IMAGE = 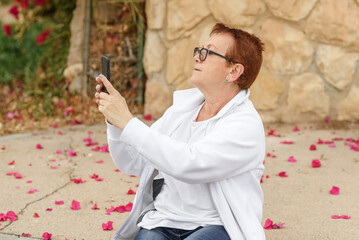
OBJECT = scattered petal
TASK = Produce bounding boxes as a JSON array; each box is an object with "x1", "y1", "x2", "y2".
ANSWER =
[
  {"x1": 330, "y1": 186, "x2": 340, "y2": 195},
  {"x1": 280, "y1": 141, "x2": 294, "y2": 144},
  {"x1": 312, "y1": 159, "x2": 321, "y2": 168},
  {"x1": 268, "y1": 130, "x2": 280, "y2": 137},
  {"x1": 329, "y1": 144, "x2": 336, "y2": 148},
  {"x1": 325, "y1": 117, "x2": 331, "y2": 122},
  {"x1": 46, "y1": 208, "x2": 52, "y2": 211},
  {"x1": 288, "y1": 156, "x2": 297, "y2": 163},
  {"x1": 92, "y1": 204, "x2": 100, "y2": 210},
  {"x1": 293, "y1": 126, "x2": 300, "y2": 132},
  {"x1": 8, "y1": 160, "x2": 15, "y2": 165},
  {"x1": 55, "y1": 201, "x2": 64, "y2": 205},
  {"x1": 42, "y1": 232, "x2": 52, "y2": 240},
  {"x1": 33, "y1": 213, "x2": 39, "y2": 218},
  {"x1": 36, "y1": 144, "x2": 44, "y2": 149},
  {"x1": 0, "y1": 213, "x2": 7, "y2": 221},
  {"x1": 26, "y1": 181, "x2": 32, "y2": 184},
  {"x1": 144, "y1": 114, "x2": 152, "y2": 121},
  {"x1": 6, "y1": 211, "x2": 17, "y2": 222},
  {"x1": 127, "y1": 188, "x2": 136, "y2": 195},
  {"x1": 71, "y1": 178, "x2": 86, "y2": 184},
  {"x1": 56, "y1": 150, "x2": 63, "y2": 154},
  {"x1": 71, "y1": 200, "x2": 81, "y2": 210},
  {"x1": 331, "y1": 215, "x2": 351, "y2": 219},
  {"x1": 101, "y1": 145, "x2": 109, "y2": 153},
  {"x1": 95, "y1": 160, "x2": 104, "y2": 164},
  {"x1": 102, "y1": 221, "x2": 113, "y2": 231},
  {"x1": 309, "y1": 144, "x2": 317, "y2": 150},
  {"x1": 50, "y1": 166, "x2": 58, "y2": 169},
  {"x1": 106, "y1": 206, "x2": 115, "y2": 215},
  {"x1": 264, "y1": 218, "x2": 284, "y2": 230},
  {"x1": 278, "y1": 172, "x2": 288, "y2": 177},
  {"x1": 125, "y1": 202, "x2": 133, "y2": 212},
  {"x1": 22, "y1": 233, "x2": 31, "y2": 237},
  {"x1": 68, "y1": 150, "x2": 77, "y2": 157},
  {"x1": 115, "y1": 169, "x2": 120, "y2": 172},
  {"x1": 28, "y1": 188, "x2": 38, "y2": 194}
]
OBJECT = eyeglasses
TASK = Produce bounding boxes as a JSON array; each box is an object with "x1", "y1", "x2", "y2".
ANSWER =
[{"x1": 193, "y1": 47, "x2": 238, "y2": 63}]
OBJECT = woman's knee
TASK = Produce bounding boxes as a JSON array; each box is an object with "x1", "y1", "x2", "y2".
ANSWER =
[{"x1": 134, "y1": 228, "x2": 169, "y2": 240}]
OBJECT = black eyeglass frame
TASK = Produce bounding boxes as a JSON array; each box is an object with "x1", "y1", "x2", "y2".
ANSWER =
[{"x1": 193, "y1": 47, "x2": 238, "y2": 63}]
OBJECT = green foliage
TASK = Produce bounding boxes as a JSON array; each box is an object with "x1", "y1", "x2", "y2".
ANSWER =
[{"x1": 0, "y1": 0, "x2": 76, "y2": 116}]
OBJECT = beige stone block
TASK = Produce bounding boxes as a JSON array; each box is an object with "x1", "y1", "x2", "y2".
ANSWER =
[
  {"x1": 249, "y1": 68, "x2": 284, "y2": 110},
  {"x1": 167, "y1": 0, "x2": 210, "y2": 40},
  {"x1": 166, "y1": 38, "x2": 193, "y2": 85},
  {"x1": 283, "y1": 72, "x2": 330, "y2": 122},
  {"x1": 338, "y1": 86, "x2": 359, "y2": 120},
  {"x1": 143, "y1": 30, "x2": 166, "y2": 75},
  {"x1": 260, "y1": 19, "x2": 314, "y2": 75},
  {"x1": 316, "y1": 44, "x2": 359, "y2": 90},
  {"x1": 146, "y1": 0, "x2": 166, "y2": 30},
  {"x1": 264, "y1": 0, "x2": 318, "y2": 21},
  {"x1": 305, "y1": 0, "x2": 359, "y2": 51},
  {"x1": 0, "y1": 5, "x2": 17, "y2": 24},
  {"x1": 209, "y1": 0, "x2": 265, "y2": 27},
  {"x1": 144, "y1": 80, "x2": 173, "y2": 119}
]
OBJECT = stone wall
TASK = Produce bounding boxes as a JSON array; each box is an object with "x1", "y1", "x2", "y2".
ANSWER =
[{"x1": 143, "y1": 0, "x2": 359, "y2": 123}]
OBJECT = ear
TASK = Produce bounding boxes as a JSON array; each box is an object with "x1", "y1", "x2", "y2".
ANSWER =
[{"x1": 227, "y1": 63, "x2": 244, "y2": 83}]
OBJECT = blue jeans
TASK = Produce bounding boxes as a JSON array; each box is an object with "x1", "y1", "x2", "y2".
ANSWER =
[{"x1": 134, "y1": 225, "x2": 230, "y2": 240}]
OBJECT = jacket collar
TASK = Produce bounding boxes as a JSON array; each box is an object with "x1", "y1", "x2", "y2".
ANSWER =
[{"x1": 172, "y1": 87, "x2": 250, "y2": 119}]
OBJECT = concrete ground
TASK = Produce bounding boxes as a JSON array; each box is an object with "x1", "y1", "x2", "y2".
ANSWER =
[{"x1": 0, "y1": 119, "x2": 358, "y2": 240}]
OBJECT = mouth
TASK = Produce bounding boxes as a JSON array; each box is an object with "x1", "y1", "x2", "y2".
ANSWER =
[{"x1": 194, "y1": 68, "x2": 201, "y2": 71}]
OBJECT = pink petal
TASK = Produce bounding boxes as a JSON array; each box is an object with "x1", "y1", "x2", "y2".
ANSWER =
[
  {"x1": 71, "y1": 200, "x2": 81, "y2": 210},
  {"x1": 127, "y1": 188, "x2": 136, "y2": 195},
  {"x1": 278, "y1": 171, "x2": 288, "y2": 177},
  {"x1": 95, "y1": 160, "x2": 104, "y2": 164},
  {"x1": 52, "y1": 124, "x2": 58, "y2": 128},
  {"x1": 26, "y1": 181, "x2": 32, "y2": 184},
  {"x1": 95, "y1": 178, "x2": 104, "y2": 181},
  {"x1": 1, "y1": 146, "x2": 5, "y2": 150},
  {"x1": 14, "y1": 172, "x2": 22, "y2": 179},
  {"x1": 101, "y1": 145, "x2": 109, "y2": 153},
  {"x1": 6, "y1": 211, "x2": 17, "y2": 222},
  {"x1": 311, "y1": 159, "x2": 321, "y2": 168},
  {"x1": 263, "y1": 218, "x2": 273, "y2": 230},
  {"x1": 91, "y1": 146, "x2": 101, "y2": 151},
  {"x1": 325, "y1": 117, "x2": 331, "y2": 122},
  {"x1": 56, "y1": 150, "x2": 63, "y2": 154},
  {"x1": 33, "y1": 213, "x2": 39, "y2": 218},
  {"x1": 288, "y1": 156, "x2": 297, "y2": 163},
  {"x1": 329, "y1": 144, "x2": 336, "y2": 148},
  {"x1": 280, "y1": 141, "x2": 294, "y2": 144},
  {"x1": 42, "y1": 232, "x2": 52, "y2": 240},
  {"x1": 102, "y1": 221, "x2": 114, "y2": 231},
  {"x1": 268, "y1": 130, "x2": 281, "y2": 137},
  {"x1": 92, "y1": 204, "x2": 100, "y2": 210},
  {"x1": 7, "y1": 112, "x2": 15, "y2": 119},
  {"x1": 68, "y1": 150, "x2": 77, "y2": 157},
  {"x1": 330, "y1": 186, "x2": 340, "y2": 195},
  {"x1": 71, "y1": 178, "x2": 86, "y2": 184},
  {"x1": 91, "y1": 174, "x2": 99, "y2": 179},
  {"x1": 22, "y1": 233, "x2": 31, "y2": 237},
  {"x1": 28, "y1": 188, "x2": 38, "y2": 194},
  {"x1": 331, "y1": 215, "x2": 340, "y2": 219},
  {"x1": 115, "y1": 205, "x2": 126, "y2": 213},
  {"x1": 8, "y1": 160, "x2": 15, "y2": 165},
  {"x1": 115, "y1": 169, "x2": 120, "y2": 172},
  {"x1": 317, "y1": 139, "x2": 324, "y2": 144},
  {"x1": 46, "y1": 208, "x2": 52, "y2": 211},
  {"x1": 57, "y1": 131, "x2": 64, "y2": 135},
  {"x1": 144, "y1": 114, "x2": 152, "y2": 121},
  {"x1": 293, "y1": 126, "x2": 300, "y2": 131},
  {"x1": 50, "y1": 166, "x2": 58, "y2": 169},
  {"x1": 0, "y1": 213, "x2": 8, "y2": 221},
  {"x1": 106, "y1": 206, "x2": 115, "y2": 215},
  {"x1": 36, "y1": 144, "x2": 44, "y2": 149},
  {"x1": 55, "y1": 201, "x2": 64, "y2": 205},
  {"x1": 125, "y1": 202, "x2": 133, "y2": 212},
  {"x1": 309, "y1": 144, "x2": 317, "y2": 150}
]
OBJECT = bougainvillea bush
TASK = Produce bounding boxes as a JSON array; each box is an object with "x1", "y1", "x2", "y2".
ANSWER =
[{"x1": 0, "y1": 0, "x2": 76, "y2": 116}]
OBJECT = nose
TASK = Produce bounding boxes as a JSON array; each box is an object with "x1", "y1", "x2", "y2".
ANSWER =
[{"x1": 193, "y1": 52, "x2": 201, "y2": 63}]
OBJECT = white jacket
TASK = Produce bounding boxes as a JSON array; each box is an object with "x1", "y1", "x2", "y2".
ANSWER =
[{"x1": 107, "y1": 88, "x2": 266, "y2": 240}]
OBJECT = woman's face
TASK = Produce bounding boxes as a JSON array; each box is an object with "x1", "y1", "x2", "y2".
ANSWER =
[{"x1": 190, "y1": 33, "x2": 234, "y2": 91}]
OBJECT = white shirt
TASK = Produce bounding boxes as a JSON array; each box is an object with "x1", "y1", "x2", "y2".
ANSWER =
[{"x1": 138, "y1": 102, "x2": 223, "y2": 230}]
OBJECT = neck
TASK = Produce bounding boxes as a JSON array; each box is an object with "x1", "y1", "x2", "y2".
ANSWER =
[{"x1": 201, "y1": 85, "x2": 241, "y2": 117}]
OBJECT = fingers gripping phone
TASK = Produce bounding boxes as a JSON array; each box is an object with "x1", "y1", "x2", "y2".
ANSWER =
[{"x1": 101, "y1": 55, "x2": 110, "y2": 93}]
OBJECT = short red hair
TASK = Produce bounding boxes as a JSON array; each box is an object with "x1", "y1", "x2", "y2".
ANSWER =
[{"x1": 210, "y1": 23, "x2": 264, "y2": 89}]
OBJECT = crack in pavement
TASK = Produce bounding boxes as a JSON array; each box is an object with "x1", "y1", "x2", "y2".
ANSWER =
[{"x1": 0, "y1": 134, "x2": 77, "y2": 234}]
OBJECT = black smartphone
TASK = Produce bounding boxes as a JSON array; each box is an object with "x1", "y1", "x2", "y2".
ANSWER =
[{"x1": 101, "y1": 55, "x2": 110, "y2": 93}]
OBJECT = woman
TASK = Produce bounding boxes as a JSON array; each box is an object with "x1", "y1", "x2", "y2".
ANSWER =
[{"x1": 95, "y1": 23, "x2": 266, "y2": 240}]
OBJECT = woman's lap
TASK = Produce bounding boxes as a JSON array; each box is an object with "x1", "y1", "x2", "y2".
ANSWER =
[{"x1": 134, "y1": 225, "x2": 230, "y2": 240}]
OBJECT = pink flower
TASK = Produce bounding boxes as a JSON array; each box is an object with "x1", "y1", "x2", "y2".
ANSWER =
[
  {"x1": 125, "y1": 202, "x2": 133, "y2": 212},
  {"x1": 331, "y1": 215, "x2": 351, "y2": 219},
  {"x1": 1, "y1": 146, "x2": 5, "y2": 150},
  {"x1": 268, "y1": 130, "x2": 280, "y2": 137},
  {"x1": 28, "y1": 188, "x2": 38, "y2": 194},
  {"x1": 9, "y1": 6, "x2": 19, "y2": 20},
  {"x1": 33, "y1": 213, "x2": 39, "y2": 218},
  {"x1": 325, "y1": 117, "x2": 331, "y2": 122},
  {"x1": 14, "y1": 172, "x2": 22, "y2": 179},
  {"x1": 6, "y1": 211, "x2": 17, "y2": 222},
  {"x1": 0, "y1": 213, "x2": 7, "y2": 221},
  {"x1": 263, "y1": 218, "x2": 284, "y2": 230},
  {"x1": 280, "y1": 141, "x2": 294, "y2": 144},
  {"x1": 8, "y1": 160, "x2": 15, "y2": 165},
  {"x1": 55, "y1": 201, "x2": 64, "y2": 205},
  {"x1": 293, "y1": 126, "x2": 300, "y2": 132},
  {"x1": 101, "y1": 145, "x2": 109, "y2": 152},
  {"x1": 144, "y1": 114, "x2": 152, "y2": 121},
  {"x1": 91, "y1": 173, "x2": 99, "y2": 179},
  {"x1": 7, "y1": 112, "x2": 15, "y2": 119},
  {"x1": 106, "y1": 206, "x2": 115, "y2": 215},
  {"x1": 91, "y1": 146, "x2": 101, "y2": 152},
  {"x1": 36, "y1": 29, "x2": 51, "y2": 45},
  {"x1": 312, "y1": 159, "x2": 321, "y2": 168},
  {"x1": 71, "y1": 200, "x2": 81, "y2": 210},
  {"x1": 42, "y1": 232, "x2": 52, "y2": 240},
  {"x1": 309, "y1": 144, "x2": 317, "y2": 150},
  {"x1": 102, "y1": 221, "x2": 113, "y2": 231},
  {"x1": 56, "y1": 150, "x2": 63, "y2": 154},
  {"x1": 36, "y1": 144, "x2": 44, "y2": 149},
  {"x1": 288, "y1": 156, "x2": 297, "y2": 163},
  {"x1": 71, "y1": 178, "x2": 86, "y2": 184},
  {"x1": 68, "y1": 150, "x2": 77, "y2": 157},
  {"x1": 278, "y1": 171, "x2": 288, "y2": 177},
  {"x1": 22, "y1": 233, "x2": 31, "y2": 237},
  {"x1": 330, "y1": 186, "x2": 340, "y2": 195},
  {"x1": 91, "y1": 204, "x2": 99, "y2": 210},
  {"x1": 2, "y1": 24, "x2": 11, "y2": 36},
  {"x1": 127, "y1": 188, "x2": 136, "y2": 195}
]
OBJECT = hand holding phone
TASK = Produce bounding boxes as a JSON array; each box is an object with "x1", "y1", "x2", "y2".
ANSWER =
[{"x1": 101, "y1": 56, "x2": 110, "y2": 93}]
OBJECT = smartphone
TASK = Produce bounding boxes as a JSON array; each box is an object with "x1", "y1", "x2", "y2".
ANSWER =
[{"x1": 101, "y1": 55, "x2": 110, "y2": 93}]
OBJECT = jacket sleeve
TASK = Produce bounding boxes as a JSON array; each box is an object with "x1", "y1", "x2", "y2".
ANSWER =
[
  {"x1": 106, "y1": 114, "x2": 166, "y2": 176},
  {"x1": 119, "y1": 111, "x2": 265, "y2": 184}
]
